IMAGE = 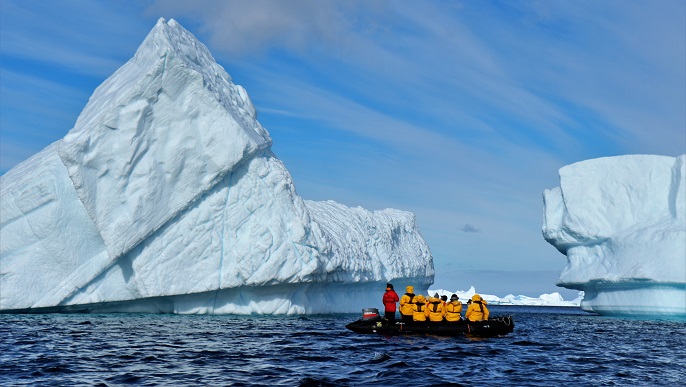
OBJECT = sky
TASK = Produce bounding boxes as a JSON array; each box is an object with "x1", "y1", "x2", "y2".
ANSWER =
[{"x1": 1, "y1": 0, "x2": 685, "y2": 299}]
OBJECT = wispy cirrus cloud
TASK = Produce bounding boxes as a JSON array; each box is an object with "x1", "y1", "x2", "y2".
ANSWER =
[
  {"x1": 1, "y1": 0, "x2": 152, "y2": 77},
  {"x1": 1, "y1": 0, "x2": 683, "y2": 295}
]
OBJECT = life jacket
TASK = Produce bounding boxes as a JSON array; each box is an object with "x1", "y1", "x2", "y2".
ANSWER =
[
  {"x1": 478, "y1": 300, "x2": 490, "y2": 320},
  {"x1": 427, "y1": 299, "x2": 444, "y2": 322},
  {"x1": 412, "y1": 302, "x2": 427, "y2": 321},
  {"x1": 399, "y1": 293, "x2": 415, "y2": 316},
  {"x1": 466, "y1": 300, "x2": 489, "y2": 322},
  {"x1": 445, "y1": 302, "x2": 462, "y2": 322}
]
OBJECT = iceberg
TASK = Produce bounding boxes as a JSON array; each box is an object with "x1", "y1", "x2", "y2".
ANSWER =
[
  {"x1": 0, "y1": 18, "x2": 434, "y2": 314},
  {"x1": 542, "y1": 155, "x2": 686, "y2": 317},
  {"x1": 429, "y1": 287, "x2": 583, "y2": 307}
]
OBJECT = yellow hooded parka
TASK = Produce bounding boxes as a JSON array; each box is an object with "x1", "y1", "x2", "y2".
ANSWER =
[
  {"x1": 445, "y1": 298, "x2": 463, "y2": 322},
  {"x1": 412, "y1": 295, "x2": 427, "y2": 321},
  {"x1": 426, "y1": 295, "x2": 445, "y2": 322},
  {"x1": 399, "y1": 286, "x2": 416, "y2": 317},
  {"x1": 465, "y1": 294, "x2": 490, "y2": 322}
]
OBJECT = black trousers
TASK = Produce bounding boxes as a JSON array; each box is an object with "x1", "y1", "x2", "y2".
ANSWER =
[{"x1": 384, "y1": 310, "x2": 396, "y2": 322}]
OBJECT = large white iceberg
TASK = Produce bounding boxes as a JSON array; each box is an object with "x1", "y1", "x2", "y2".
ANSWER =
[
  {"x1": 0, "y1": 18, "x2": 434, "y2": 314},
  {"x1": 543, "y1": 155, "x2": 686, "y2": 317}
]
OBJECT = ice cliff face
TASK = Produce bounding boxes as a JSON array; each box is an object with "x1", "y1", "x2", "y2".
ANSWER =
[
  {"x1": 543, "y1": 155, "x2": 686, "y2": 317},
  {"x1": 0, "y1": 18, "x2": 434, "y2": 314}
]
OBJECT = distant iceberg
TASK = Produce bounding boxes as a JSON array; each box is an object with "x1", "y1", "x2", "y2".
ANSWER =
[
  {"x1": 0, "y1": 18, "x2": 434, "y2": 314},
  {"x1": 429, "y1": 287, "x2": 583, "y2": 307},
  {"x1": 542, "y1": 155, "x2": 686, "y2": 317}
]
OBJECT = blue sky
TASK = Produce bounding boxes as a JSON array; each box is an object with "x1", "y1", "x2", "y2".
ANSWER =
[{"x1": 1, "y1": 1, "x2": 685, "y2": 299}]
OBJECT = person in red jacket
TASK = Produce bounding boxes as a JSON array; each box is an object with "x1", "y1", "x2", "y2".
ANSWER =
[{"x1": 382, "y1": 283, "x2": 400, "y2": 323}]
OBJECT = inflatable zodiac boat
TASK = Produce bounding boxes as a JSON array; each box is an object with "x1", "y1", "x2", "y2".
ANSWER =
[{"x1": 345, "y1": 308, "x2": 514, "y2": 337}]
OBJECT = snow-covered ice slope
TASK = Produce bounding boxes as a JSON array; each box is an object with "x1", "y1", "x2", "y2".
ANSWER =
[
  {"x1": 0, "y1": 19, "x2": 434, "y2": 314},
  {"x1": 543, "y1": 155, "x2": 686, "y2": 317}
]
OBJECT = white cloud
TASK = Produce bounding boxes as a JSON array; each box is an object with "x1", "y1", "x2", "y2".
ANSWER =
[
  {"x1": 0, "y1": 0, "x2": 152, "y2": 77},
  {"x1": 147, "y1": 0, "x2": 379, "y2": 56}
]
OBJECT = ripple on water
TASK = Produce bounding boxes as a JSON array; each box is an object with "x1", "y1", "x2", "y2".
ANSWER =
[{"x1": 1, "y1": 308, "x2": 685, "y2": 386}]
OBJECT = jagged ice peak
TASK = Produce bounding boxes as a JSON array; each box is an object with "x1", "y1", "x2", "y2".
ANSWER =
[{"x1": 0, "y1": 18, "x2": 434, "y2": 314}]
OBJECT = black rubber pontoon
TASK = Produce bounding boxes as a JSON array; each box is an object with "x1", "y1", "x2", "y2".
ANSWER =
[{"x1": 345, "y1": 308, "x2": 514, "y2": 337}]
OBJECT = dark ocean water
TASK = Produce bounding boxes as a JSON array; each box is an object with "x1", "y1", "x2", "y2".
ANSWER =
[{"x1": 1, "y1": 306, "x2": 684, "y2": 386}]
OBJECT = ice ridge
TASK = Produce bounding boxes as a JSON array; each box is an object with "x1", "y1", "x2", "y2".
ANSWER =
[{"x1": 0, "y1": 19, "x2": 434, "y2": 314}]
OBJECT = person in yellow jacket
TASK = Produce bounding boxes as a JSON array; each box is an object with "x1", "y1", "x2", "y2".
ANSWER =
[
  {"x1": 399, "y1": 286, "x2": 416, "y2": 322},
  {"x1": 465, "y1": 294, "x2": 490, "y2": 322},
  {"x1": 445, "y1": 294, "x2": 463, "y2": 322},
  {"x1": 412, "y1": 295, "x2": 427, "y2": 321},
  {"x1": 426, "y1": 293, "x2": 445, "y2": 322}
]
